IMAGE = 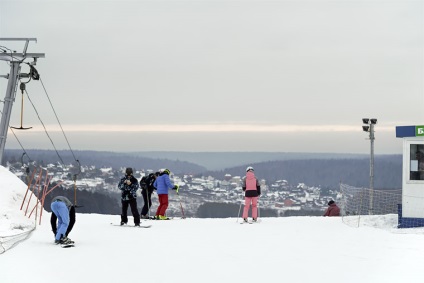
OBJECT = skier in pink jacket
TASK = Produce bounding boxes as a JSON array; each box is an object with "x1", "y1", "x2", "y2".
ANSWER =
[{"x1": 242, "y1": 166, "x2": 261, "y2": 223}]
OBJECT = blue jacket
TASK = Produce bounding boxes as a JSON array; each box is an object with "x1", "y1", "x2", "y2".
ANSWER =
[{"x1": 154, "y1": 174, "x2": 174, "y2": 195}]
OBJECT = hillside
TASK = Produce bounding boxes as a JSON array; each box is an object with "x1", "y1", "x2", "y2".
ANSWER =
[
  {"x1": 1, "y1": 165, "x2": 424, "y2": 283},
  {"x1": 3, "y1": 149, "x2": 207, "y2": 174},
  {"x1": 205, "y1": 155, "x2": 402, "y2": 189},
  {"x1": 4, "y1": 149, "x2": 402, "y2": 189},
  {"x1": 131, "y1": 151, "x2": 372, "y2": 170}
]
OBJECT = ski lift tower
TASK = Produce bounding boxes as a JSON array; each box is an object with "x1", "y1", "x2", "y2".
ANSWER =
[{"x1": 0, "y1": 38, "x2": 45, "y2": 164}]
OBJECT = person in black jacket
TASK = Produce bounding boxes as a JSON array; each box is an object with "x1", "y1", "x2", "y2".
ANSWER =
[
  {"x1": 118, "y1": 167, "x2": 140, "y2": 226},
  {"x1": 140, "y1": 172, "x2": 159, "y2": 219}
]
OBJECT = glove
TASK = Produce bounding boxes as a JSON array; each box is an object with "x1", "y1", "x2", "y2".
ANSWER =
[
  {"x1": 173, "y1": 184, "x2": 179, "y2": 193},
  {"x1": 53, "y1": 229, "x2": 57, "y2": 235}
]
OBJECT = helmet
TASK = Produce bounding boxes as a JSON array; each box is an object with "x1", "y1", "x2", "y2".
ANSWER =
[
  {"x1": 246, "y1": 166, "x2": 254, "y2": 172},
  {"x1": 163, "y1": 169, "x2": 171, "y2": 175},
  {"x1": 125, "y1": 167, "x2": 133, "y2": 175},
  {"x1": 328, "y1": 200, "x2": 335, "y2": 206}
]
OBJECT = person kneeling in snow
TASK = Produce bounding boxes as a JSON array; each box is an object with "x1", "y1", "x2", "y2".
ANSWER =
[
  {"x1": 323, "y1": 200, "x2": 340, "y2": 217},
  {"x1": 50, "y1": 196, "x2": 75, "y2": 244}
]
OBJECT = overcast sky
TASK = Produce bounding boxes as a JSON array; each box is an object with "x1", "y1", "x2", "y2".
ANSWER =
[{"x1": 0, "y1": 0, "x2": 423, "y2": 153}]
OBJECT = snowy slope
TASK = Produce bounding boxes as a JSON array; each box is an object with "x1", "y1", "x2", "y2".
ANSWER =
[{"x1": 1, "y1": 165, "x2": 424, "y2": 283}]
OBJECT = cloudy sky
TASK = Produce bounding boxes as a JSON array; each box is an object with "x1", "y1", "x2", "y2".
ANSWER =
[{"x1": 0, "y1": 0, "x2": 422, "y2": 153}]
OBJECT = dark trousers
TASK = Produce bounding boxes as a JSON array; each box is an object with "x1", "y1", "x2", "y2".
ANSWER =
[
  {"x1": 121, "y1": 198, "x2": 140, "y2": 225},
  {"x1": 141, "y1": 189, "x2": 153, "y2": 216}
]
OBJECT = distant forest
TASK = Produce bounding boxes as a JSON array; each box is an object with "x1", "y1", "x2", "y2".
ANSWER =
[
  {"x1": 3, "y1": 149, "x2": 207, "y2": 174},
  {"x1": 4, "y1": 149, "x2": 402, "y2": 189},
  {"x1": 203, "y1": 155, "x2": 402, "y2": 189}
]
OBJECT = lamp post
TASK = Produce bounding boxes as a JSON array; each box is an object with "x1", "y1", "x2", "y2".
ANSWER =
[{"x1": 362, "y1": 118, "x2": 377, "y2": 215}]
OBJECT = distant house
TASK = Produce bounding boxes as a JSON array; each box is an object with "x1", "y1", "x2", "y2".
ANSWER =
[{"x1": 284, "y1": 199, "x2": 294, "y2": 207}]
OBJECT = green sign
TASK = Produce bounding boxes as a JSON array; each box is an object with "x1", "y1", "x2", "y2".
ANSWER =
[{"x1": 416, "y1": 125, "x2": 424, "y2": 136}]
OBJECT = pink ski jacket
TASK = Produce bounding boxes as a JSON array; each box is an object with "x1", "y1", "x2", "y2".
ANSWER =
[{"x1": 242, "y1": 171, "x2": 261, "y2": 197}]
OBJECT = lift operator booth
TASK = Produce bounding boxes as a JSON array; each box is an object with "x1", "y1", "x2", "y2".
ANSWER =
[{"x1": 396, "y1": 125, "x2": 424, "y2": 228}]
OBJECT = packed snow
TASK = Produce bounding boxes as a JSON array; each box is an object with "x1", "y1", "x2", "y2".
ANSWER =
[{"x1": 1, "y1": 165, "x2": 424, "y2": 283}]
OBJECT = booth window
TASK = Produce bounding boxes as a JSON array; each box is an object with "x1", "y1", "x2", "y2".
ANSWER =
[{"x1": 410, "y1": 144, "x2": 424, "y2": 181}]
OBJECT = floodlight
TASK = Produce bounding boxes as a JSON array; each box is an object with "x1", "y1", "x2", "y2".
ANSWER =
[{"x1": 361, "y1": 117, "x2": 377, "y2": 215}]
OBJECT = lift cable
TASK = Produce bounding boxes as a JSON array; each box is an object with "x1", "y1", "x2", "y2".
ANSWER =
[
  {"x1": 38, "y1": 78, "x2": 82, "y2": 206},
  {"x1": 39, "y1": 78, "x2": 78, "y2": 162},
  {"x1": 0, "y1": 108, "x2": 33, "y2": 163},
  {"x1": 9, "y1": 128, "x2": 33, "y2": 163},
  {"x1": 0, "y1": 45, "x2": 25, "y2": 63},
  {"x1": 23, "y1": 87, "x2": 65, "y2": 165}
]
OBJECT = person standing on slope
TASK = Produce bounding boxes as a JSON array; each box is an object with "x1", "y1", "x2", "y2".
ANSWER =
[
  {"x1": 242, "y1": 166, "x2": 261, "y2": 223},
  {"x1": 140, "y1": 171, "x2": 159, "y2": 219},
  {"x1": 118, "y1": 167, "x2": 141, "y2": 226},
  {"x1": 323, "y1": 200, "x2": 340, "y2": 217},
  {"x1": 50, "y1": 196, "x2": 75, "y2": 245},
  {"x1": 153, "y1": 169, "x2": 179, "y2": 220}
]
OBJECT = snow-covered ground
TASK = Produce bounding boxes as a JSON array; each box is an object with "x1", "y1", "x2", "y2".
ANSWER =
[{"x1": 1, "y1": 165, "x2": 424, "y2": 283}]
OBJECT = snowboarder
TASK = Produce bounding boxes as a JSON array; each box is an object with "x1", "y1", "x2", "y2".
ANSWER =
[
  {"x1": 51, "y1": 197, "x2": 76, "y2": 240},
  {"x1": 118, "y1": 167, "x2": 141, "y2": 226},
  {"x1": 140, "y1": 171, "x2": 159, "y2": 219},
  {"x1": 153, "y1": 169, "x2": 179, "y2": 220},
  {"x1": 323, "y1": 200, "x2": 340, "y2": 216},
  {"x1": 241, "y1": 166, "x2": 261, "y2": 223},
  {"x1": 50, "y1": 196, "x2": 75, "y2": 245}
]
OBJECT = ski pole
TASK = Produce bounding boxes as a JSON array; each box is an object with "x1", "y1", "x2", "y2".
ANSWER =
[
  {"x1": 257, "y1": 197, "x2": 260, "y2": 219},
  {"x1": 146, "y1": 189, "x2": 150, "y2": 218},
  {"x1": 177, "y1": 192, "x2": 186, "y2": 219},
  {"x1": 236, "y1": 191, "x2": 244, "y2": 223}
]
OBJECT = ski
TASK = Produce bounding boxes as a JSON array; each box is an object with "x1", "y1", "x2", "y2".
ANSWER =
[
  {"x1": 239, "y1": 219, "x2": 260, "y2": 224},
  {"x1": 61, "y1": 243, "x2": 75, "y2": 248},
  {"x1": 140, "y1": 216, "x2": 157, "y2": 220},
  {"x1": 111, "y1": 223, "x2": 152, "y2": 228},
  {"x1": 136, "y1": 216, "x2": 185, "y2": 221}
]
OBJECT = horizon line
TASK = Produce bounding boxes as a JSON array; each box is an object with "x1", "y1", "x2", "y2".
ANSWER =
[{"x1": 8, "y1": 123, "x2": 396, "y2": 133}]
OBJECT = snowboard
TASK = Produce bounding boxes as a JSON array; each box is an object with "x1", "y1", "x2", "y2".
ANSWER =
[
  {"x1": 61, "y1": 243, "x2": 75, "y2": 248},
  {"x1": 111, "y1": 223, "x2": 152, "y2": 228}
]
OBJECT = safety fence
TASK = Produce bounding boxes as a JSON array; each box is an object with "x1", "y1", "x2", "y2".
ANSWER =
[
  {"x1": 339, "y1": 183, "x2": 402, "y2": 228},
  {"x1": 0, "y1": 167, "x2": 63, "y2": 254}
]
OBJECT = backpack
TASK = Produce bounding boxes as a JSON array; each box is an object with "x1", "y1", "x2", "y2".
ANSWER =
[
  {"x1": 140, "y1": 176, "x2": 149, "y2": 190},
  {"x1": 140, "y1": 173, "x2": 155, "y2": 192}
]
